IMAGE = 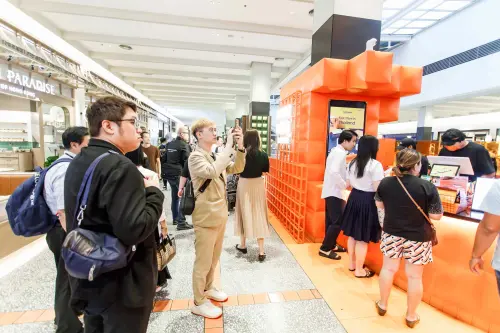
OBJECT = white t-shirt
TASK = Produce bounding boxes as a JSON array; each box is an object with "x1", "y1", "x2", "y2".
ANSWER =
[
  {"x1": 347, "y1": 159, "x2": 385, "y2": 192},
  {"x1": 321, "y1": 145, "x2": 348, "y2": 200},
  {"x1": 479, "y1": 180, "x2": 500, "y2": 271}
]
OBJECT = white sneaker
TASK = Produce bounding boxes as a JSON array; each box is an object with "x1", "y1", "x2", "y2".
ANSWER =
[
  {"x1": 205, "y1": 288, "x2": 228, "y2": 302},
  {"x1": 191, "y1": 301, "x2": 222, "y2": 319}
]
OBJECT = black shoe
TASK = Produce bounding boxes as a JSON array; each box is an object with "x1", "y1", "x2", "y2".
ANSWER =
[
  {"x1": 258, "y1": 254, "x2": 266, "y2": 262},
  {"x1": 236, "y1": 245, "x2": 247, "y2": 254},
  {"x1": 318, "y1": 250, "x2": 341, "y2": 260},
  {"x1": 177, "y1": 223, "x2": 193, "y2": 230},
  {"x1": 173, "y1": 220, "x2": 178, "y2": 225}
]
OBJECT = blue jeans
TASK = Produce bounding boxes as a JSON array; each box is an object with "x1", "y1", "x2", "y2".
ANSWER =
[{"x1": 167, "y1": 177, "x2": 186, "y2": 224}]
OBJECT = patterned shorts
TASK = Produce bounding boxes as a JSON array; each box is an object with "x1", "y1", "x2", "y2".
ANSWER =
[{"x1": 380, "y1": 232, "x2": 433, "y2": 265}]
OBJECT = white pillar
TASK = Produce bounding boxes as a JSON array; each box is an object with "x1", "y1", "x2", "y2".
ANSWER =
[
  {"x1": 417, "y1": 106, "x2": 434, "y2": 140},
  {"x1": 250, "y1": 62, "x2": 272, "y2": 103},
  {"x1": 74, "y1": 88, "x2": 86, "y2": 126}
]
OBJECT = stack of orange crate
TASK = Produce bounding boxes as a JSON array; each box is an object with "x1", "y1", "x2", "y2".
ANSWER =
[{"x1": 266, "y1": 92, "x2": 308, "y2": 243}]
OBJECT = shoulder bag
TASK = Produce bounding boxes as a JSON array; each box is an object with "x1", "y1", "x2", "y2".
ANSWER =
[
  {"x1": 396, "y1": 176, "x2": 439, "y2": 246},
  {"x1": 179, "y1": 178, "x2": 212, "y2": 216},
  {"x1": 61, "y1": 151, "x2": 137, "y2": 281}
]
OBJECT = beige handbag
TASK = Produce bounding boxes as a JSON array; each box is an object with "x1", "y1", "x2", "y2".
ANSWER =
[{"x1": 156, "y1": 234, "x2": 176, "y2": 270}]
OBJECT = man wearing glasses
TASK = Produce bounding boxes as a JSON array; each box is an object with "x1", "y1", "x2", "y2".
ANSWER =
[
  {"x1": 64, "y1": 96, "x2": 164, "y2": 333},
  {"x1": 161, "y1": 126, "x2": 193, "y2": 230}
]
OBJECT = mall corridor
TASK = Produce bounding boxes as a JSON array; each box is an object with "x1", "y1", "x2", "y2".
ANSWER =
[{"x1": 0, "y1": 190, "x2": 482, "y2": 333}]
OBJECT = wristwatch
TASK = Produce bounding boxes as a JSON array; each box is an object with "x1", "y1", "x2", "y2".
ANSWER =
[{"x1": 238, "y1": 148, "x2": 245, "y2": 153}]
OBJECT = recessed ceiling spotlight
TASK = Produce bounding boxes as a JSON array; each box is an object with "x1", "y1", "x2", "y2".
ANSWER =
[
  {"x1": 290, "y1": 11, "x2": 295, "y2": 15},
  {"x1": 119, "y1": 44, "x2": 133, "y2": 50},
  {"x1": 309, "y1": 9, "x2": 314, "y2": 16}
]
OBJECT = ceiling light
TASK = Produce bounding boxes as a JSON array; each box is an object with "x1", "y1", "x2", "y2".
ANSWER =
[
  {"x1": 418, "y1": 0, "x2": 444, "y2": 10},
  {"x1": 228, "y1": 34, "x2": 234, "y2": 38},
  {"x1": 436, "y1": 1, "x2": 470, "y2": 11},
  {"x1": 403, "y1": 10, "x2": 426, "y2": 20},
  {"x1": 290, "y1": 11, "x2": 295, "y2": 15},
  {"x1": 420, "y1": 11, "x2": 452, "y2": 20},
  {"x1": 390, "y1": 20, "x2": 410, "y2": 28},
  {"x1": 382, "y1": 28, "x2": 397, "y2": 34},
  {"x1": 405, "y1": 20, "x2": 435, "y2": 28},
  {"x1": 394, "y1": 28, "x2": 422, "y2": 35},
  {"x1": 119, "y1": 44, "x2": 133, "y2": 50},
  {"x1": 384, "y1": 0, "x2": 414, "y2": 9}
]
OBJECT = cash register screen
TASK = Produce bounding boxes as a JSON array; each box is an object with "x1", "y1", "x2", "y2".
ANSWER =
[
  {"x1": 429, "y1": 164, "x2": 460, "y2": 177},
  {"x1": 472, "y1": 178, "x2": 497, "y2": 212}
]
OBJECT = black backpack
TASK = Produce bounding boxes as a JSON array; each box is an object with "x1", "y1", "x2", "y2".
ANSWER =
[{"x1": 179, "y1": 178, "x2": 211, "y2": 216}]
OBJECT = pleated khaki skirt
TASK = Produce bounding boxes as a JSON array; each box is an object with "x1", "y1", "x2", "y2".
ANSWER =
[{"x1": 234, "y1": 177, "x2": 270, "y2": 238}]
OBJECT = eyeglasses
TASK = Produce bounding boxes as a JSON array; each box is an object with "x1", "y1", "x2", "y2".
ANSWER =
[{"x1": 114, "y1": 118, "x2": 139, "y2": 128}]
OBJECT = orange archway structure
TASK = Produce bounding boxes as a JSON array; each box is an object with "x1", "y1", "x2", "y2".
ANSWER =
[
  {"x1": 267, "y1": 50, "x2": 500, "y2": 332},
  {"x1": 267, "y1": 50, "x2": 423, "y2": 244}
]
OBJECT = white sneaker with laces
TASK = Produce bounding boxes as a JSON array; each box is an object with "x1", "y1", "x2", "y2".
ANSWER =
[
  {"x1": 191, "y1": 301, "x2": 222, "y2": 319},
  {"x1": 205, "y1": 289, "x2": 228, "y2": 302}
]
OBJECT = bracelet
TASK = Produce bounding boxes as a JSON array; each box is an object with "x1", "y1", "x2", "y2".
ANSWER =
[{"x1": 238, "y1": 148, "x2": 245, "y2": 153}]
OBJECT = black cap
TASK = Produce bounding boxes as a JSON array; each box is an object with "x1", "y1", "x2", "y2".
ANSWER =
[{"x1": 397, "y1": 138, "x2": 417, "y2": 151}]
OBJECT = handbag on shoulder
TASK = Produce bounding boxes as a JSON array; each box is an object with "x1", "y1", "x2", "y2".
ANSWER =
[{"x1": 396, "y1": 176, "x2": 439, "y2": 246}]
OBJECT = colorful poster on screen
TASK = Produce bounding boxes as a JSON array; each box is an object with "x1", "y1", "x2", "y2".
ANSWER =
[{"x1": 328, "y1": 106, "x2": 365, "y2": 153}]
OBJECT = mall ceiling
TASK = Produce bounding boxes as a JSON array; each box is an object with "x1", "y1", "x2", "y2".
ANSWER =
[
  {"x1": 12, "y1": 0, "x2": 479, "y2": 125},
  {"x1": 399, "y1": 94, "x2": 500, "y2": 122}
]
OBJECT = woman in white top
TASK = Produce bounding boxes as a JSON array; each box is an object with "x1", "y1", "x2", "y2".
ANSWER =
[
  {"x1": 125, "y1": 147, "x2": 170, "y2": 292},
  {"x1": 341, "y1": 135, "x2": 385, "y2": 278}
]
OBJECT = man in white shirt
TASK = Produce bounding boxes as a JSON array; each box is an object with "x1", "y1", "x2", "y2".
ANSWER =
[
  {"x1": 44, "y1": 126, "x2": 89, "y2": 333},
  {"x1": 320, "y1": 130, "x2": 358, "y2": 260},
  {"x1": 470, "y1": 180, "x2": 500, "y2": 294}
]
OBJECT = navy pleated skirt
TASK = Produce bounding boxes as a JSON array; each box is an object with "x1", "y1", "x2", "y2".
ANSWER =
[{"x1": 341, "y1": 188, "x2": 381, "y2": 243}]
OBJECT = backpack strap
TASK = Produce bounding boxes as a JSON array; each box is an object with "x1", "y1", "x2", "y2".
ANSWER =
[{"x1": 74, "y1": 150, "x2": 118, "y2": 226}]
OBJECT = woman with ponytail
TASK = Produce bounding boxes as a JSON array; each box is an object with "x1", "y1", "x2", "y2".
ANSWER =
[
  {"x1": 341, "y1": 135, "x2": 385, "y2": 278},
  {"x1": 374, "y1": 149, "x2": 443, "y2": 328}
]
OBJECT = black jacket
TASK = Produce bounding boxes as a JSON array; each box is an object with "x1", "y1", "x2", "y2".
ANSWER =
[
  {"x1": 161, "y1": 137, "x2": 190, "y2": 178},
  {"x1": 64, "y1": 139, "x2": 164, "y2": 310}
]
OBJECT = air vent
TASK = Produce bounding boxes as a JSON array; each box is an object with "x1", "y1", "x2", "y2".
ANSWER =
[{"x1": 423, "y1": 39, "x2": 500, "y2": 76}]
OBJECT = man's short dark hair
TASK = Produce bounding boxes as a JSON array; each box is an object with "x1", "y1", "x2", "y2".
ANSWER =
[
  {"x1": 86, "y1": 96, "x2": 137, "y2": 137},
  {"x1": 62, "y1": 126, "x2": 89, "y2": 149},
  {"x1": 441, "y1": 128, "x2": 466, "y2": 146},
  {"x1": 160, "y1": 137, "x2": 166, "y2": 143},
  {"x1": 338, "y1": 130, "x2": 358, "y2": 144}
]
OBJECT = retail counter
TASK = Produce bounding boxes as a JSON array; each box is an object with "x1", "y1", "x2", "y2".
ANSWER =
[
  {"x1": 0, "y1": 171, "x2": 33, "y2": 196},
  {"x1": 336, "y1": 211, "x2": 500, "y2": 332}
]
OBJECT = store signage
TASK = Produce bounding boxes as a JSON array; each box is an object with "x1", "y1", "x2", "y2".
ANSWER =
[
  {"x1": 0, "y1": 68, "x2": 56, "y2": 95},
  {"x1": 0, "y1": 82, "x2": 36, "y2": 99},
  {"x1": 276, "y1": 105, "x2": 293, "y2": 144}
]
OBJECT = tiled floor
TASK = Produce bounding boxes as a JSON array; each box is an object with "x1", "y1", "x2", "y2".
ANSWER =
[{"x1": 0, "y1": 188, "x2": 484, "y2": 332}]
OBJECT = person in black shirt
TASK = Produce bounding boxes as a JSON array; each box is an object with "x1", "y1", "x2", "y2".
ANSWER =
[
  {"x1": 234, "y1": 129, "x2": 271, "y2": 262},
  {"x1": 438, "y1": 129, "x2": 495, "y2": 181},
  {"x1": 64, "y1": 97, "x2": 164, "y2": 333},
  {"x1": 397, "y1": 138, "x2": 429, "y2": 177},
  {"x1": 161, "y1": 126, "x2": 193, "y2": 230},
  {"x1": 375, "y1": 149, "x2": 443, "y2": 328}
]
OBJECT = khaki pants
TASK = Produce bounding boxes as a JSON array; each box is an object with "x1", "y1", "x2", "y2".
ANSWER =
[{"x1": 192, "y1": 222, "x2": 227, "y2": 305}]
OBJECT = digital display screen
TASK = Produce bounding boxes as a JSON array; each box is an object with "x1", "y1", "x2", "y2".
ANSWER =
[
  {"x1": 328, "y1": 101, "x2": 366, "y2": 153},
  {"x1": 429, "y1": 164, "x2": 460, "y2": 177}
]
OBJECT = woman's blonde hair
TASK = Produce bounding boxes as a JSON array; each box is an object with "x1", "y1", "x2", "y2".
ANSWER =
[
  {"x1": 393, "y1": 149, "x2": 422, "y2": 177},
  {"x1": 191, "y1": 118, "x2": 215, "y2": 140}
]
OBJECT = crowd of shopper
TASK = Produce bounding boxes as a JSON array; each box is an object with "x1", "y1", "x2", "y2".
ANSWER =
[{"x1": 33, "y1": 95, "x2": 500, "y2": 333}]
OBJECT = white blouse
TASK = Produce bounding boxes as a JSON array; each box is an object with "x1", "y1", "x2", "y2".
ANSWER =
[{"x1": 347, "y1": 159, "x2": 385, "y2": 192}]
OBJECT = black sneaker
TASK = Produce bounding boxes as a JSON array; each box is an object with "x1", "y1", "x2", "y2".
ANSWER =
[
  {"x1": 173, "y1": 220, "x2": 178, "y2": 225},
  {"x1": 177, "y1": 223, "x2": 193, "y2": 231}
]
